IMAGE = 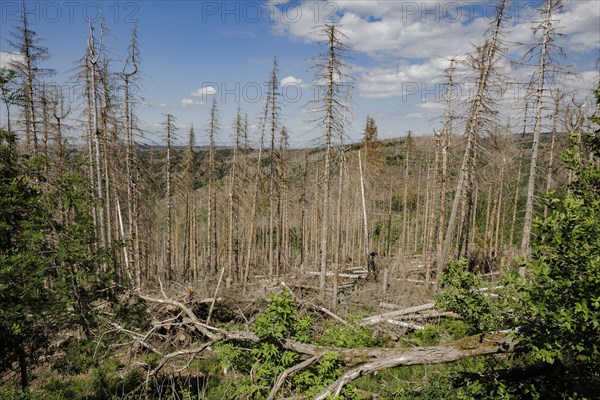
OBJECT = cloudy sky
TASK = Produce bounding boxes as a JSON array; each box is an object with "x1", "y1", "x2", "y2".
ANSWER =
[{"x1": 0, "y1": 0, "x2": 598, "y2": 146}]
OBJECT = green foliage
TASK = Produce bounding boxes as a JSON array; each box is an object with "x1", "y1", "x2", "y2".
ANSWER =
[
  {"x1": 436, "y1": 260, "x2": 500, "y2": 334},
  {"x1": 213, "y1": 291, "x2": 347, "y2": 399},
  {"x1": 317, "y1": 320, "x2": 379, "y2": 348},
  {"x1": 518, "y1": 111, "x2": 600, "y2": 395},
  {"x1": 410, "y1": 324, "x2": 441, "y2": 346},
  {"x1": 54, "y1": 339, "x2": 97, "y2": 374},
  {"x1": 253, "y1": 290, "x2": 302, "y2": 340},
  {"x1": 436, "y1": 260, "x2": 526, "y2": 336},
  {"x1": 0, "y1": 129, "x2": 110, "y2": 390}
]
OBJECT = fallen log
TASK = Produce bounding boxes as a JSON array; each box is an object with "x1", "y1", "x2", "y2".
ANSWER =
[
  {"x1": 314, "y1": 332, "x2": 523, "y2": 399},
  {"x1": 304, "y1": 271, "x2": 366, "y2": 279},
  {"x1": 384, "y1": 319, "x2": 425, "y2": 330},
  {"x1": 360, "y1": 303, "x2": 435, "y2": 326},
  {"x1": 395, "y1": 311, "x2": 461, "y2": 320}
]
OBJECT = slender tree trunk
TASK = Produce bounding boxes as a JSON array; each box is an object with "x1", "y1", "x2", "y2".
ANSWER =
[
  {"x1": 544, "y1": 91, "x2": 562, "y2": 218},
  {"x1": 242, "y1": 116, "x2": 266, "y2": 293},
  {"x1": 401, "y1": 135, "x2": 411, "y2": 254},
  {"x1": 437, "y1": 0, "x2": 507, "y2": 279},
  {"x1": 358, "y1": 151, "x2": 369, "y2": 272},
  {"x1": 228, "y1": 109, "x2": 241, "y2": 282},
  {"x1": 522, "y1": 0, "x2": 554, "y2": 259},
  {"x1": 509, "y1": 157, "x2": 522, "y2": 249},
  {"x1": 88, "y1": 24, "x2": 107, "y2": 250},
  {"x1": 165, "y1": 114, "x2": 174, "y2": 284}
]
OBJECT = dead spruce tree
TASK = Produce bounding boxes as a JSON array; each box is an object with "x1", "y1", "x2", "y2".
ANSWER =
[
  {"x1": 122, "y1": 26, "x2": 141, "y2": 287},
  {"x1": 242, "y1": 100, "x2": 267, "y2": 292},
  {"x1": 228, "y1": 106, "x2": 243, "y2": 282},
  {"x1": 309, "y1": 24, "x2": 352, "y2": 300},
  {"x1": 267, "y1": 58, "x2": 281, "y2": 280},
  {"x1": 86, "y1": 20, "x2": 107, "y2": 250},
  {"x1": 163, "y1": 114, "x2": 176, "y2": 284},
  {"x1": 431, "y1": 59, "x2": 456, "y2": 286},
  {"x1": 206, "y1": 97, "x2": 220, "y2": 275},
  {"x1": 521, "y1": 0, "x2": 564, "y2": 258},
  {"x1": 277, "y1": 125, "x2": 290, "y2": 275},
  {"x1": 437, "y1": 0, "x2": 508, "y2": 279},
  {"x1": 182, "y1": 124, "x2": 197, "y2": 283}
]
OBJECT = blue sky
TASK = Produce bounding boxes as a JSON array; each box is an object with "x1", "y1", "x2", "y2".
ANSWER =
[{"x1": 1, "y1": 0, "x2": 599, "y2": 147}]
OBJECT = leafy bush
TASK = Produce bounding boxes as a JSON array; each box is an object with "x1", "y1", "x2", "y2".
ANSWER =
[{"x1": 518, "y1": 125, "x2": 600, "y2": 396}]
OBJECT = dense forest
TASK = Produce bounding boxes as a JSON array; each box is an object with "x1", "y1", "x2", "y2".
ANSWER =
[{"x1": 1, "y1": 0, "x2": 599, "y2": 399}]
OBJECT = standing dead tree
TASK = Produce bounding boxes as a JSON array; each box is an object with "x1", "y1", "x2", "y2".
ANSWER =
[
  {"x1": 163, "y1": 114, "x2": 176, "y2": 284},
  {"x1": 122, "y1": 26, "x2": 141, "y2": 287},
  {"x1": 432, "y1": 59, "x2": 456, "y2": 287},
  {"x1": 521, "y1": 0, "x2": 564, "y2": 259},
  {"x1": 242, "y1": 102, "x2": 267, "y2": 292},
  {"x1": 309, "y1": 24, "x2": 353, "y2": 301},
  {"x1": 437, "y1": 0, "x2": 509, "y2": 279},
  {"x1": 227, "y1": 106, "x2": 243, "y2": 282},
  {"x1": 86, "y1": 20, "x2": 107, "y2": 250},
  {"x1": 206, "y1": 98, "x2": 220, "y2": 275},
  {"x1": 267, "y1": 58, "x2": 280, "y2": 280}
]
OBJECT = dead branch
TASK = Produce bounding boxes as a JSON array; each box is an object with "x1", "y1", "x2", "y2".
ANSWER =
[
  {"x1": 147, "y1": 340, "x2": 215, "y2": 381},
  {"x1": 138, "y1": 292, "x2": 259, "y2": 343},
  {"x1": 267, "y1": 355, "x2": 323, "y2": 400},
  {"x1": 281, "y1": 282, "x2": 348, "y2": 325}
]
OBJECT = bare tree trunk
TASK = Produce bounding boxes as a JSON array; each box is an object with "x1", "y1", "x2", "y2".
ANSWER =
[
  {"x1": 401, "y1": 133, "x2": 412, "y2": 254},
  {"x1": 242, "y1": 108, "x2": 266, "y2": 293},
  {"x1": 268, "y1": 61, "x2": 279, "y2": 280},
  {"x1": 228, "y1": 108, "x2": 241, "y2": 282},
  {"x1": 165, "y1": 114, "x2": 175, "y2": 284},
  {"x1": 333, "y1": 149, "x2": 346, "y2": 308},
  {"x1": 315, "y1": 26, "x2": 352, "y2": 301},
  {"x1": 207, "y1": 98, "x2": 219, "y2": 275},
  {"x1": 300, "y1": 152, "x2": 308, "y2": 266},
  {"x1": 493, "y1": 160, "x2": 505, "y2": 256},
  {"x1": 358, "y1": 151, "x2": 369, "y2": 273},
  {"x1": 544, "y1": 90, "x2": 563, "y2": 219},
  {"x1": 522, "y1": 0, "x2": 555, "y2": 260},
  {"x1": 123, "y1": 32, "x2": 139, "y2": 287},
  {"x1": 88, "y1": 23, "x2": 107, "y2": 250},
  {"x1": 437, "y1": 0, "x2": 507, "y2": 279},
  {"x1": 433, "y1": 60, "x2": 455, "y2": 287}
]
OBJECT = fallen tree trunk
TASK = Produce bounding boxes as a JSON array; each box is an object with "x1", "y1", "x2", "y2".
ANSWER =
[
  {"x1": 314, "y1": 332, "x2": 523, "y2": 399},
  {"x1": 360, "y1": 303, "x2": 435, "y2": 326}
]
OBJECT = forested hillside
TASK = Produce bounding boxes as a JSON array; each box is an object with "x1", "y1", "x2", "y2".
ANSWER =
[{"x1": 1, "y1": 0, "x2": 599, "y2": 398}]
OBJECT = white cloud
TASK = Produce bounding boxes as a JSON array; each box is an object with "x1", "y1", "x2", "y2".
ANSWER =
[
  {"x1": 0, "y1": 51, "x2": 25, "y2": 69},
  {"x1": 190, "y1": 85, "x2": 217, "y2": 97},
  {"x1": 272, "y1": 0, "x2": 599, "y2": 63},
  {"x1": 181, "y1": 98, "x2": 203, "y2": 107},
  {"x1": 556, "y1": 0, "x2": 600, "y2": 53},
  {"x1": 357, "y1": 58, "x2": 451, "y2": 99},
  {"x1": 281, "y1": 75, "x2": 304, "y2": 87},
  {"x1": 140, "y1": 101, "x2": 169, "y2": 108},
  {"x1": 271, "y1": 1, "x2": 489, "y2": 59},
  {"x1": 562, "y1": 70, "x2": 600, "y2": 94}
]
